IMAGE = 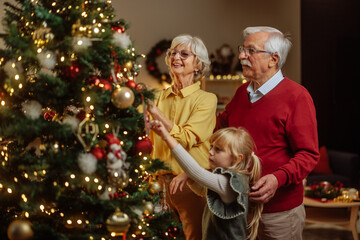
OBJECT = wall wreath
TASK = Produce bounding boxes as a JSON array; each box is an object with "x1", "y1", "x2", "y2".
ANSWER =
[{"x1": 145, "y1": 39, "x2": 172, "y2": 84}]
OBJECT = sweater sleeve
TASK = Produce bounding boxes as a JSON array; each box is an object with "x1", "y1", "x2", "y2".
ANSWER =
[
  {"x1": 170, "y1": 93, "x2": 217, "y2": 149},
  {"x1": 274, "y1": 90, "x2": 320, "y2": 187},
  {"x1": 171, "y1": 144, "x2": 238, "y2": 204}
]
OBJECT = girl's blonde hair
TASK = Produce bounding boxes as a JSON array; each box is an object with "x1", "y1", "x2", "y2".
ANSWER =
[{"x1": 209, "y1": 127, "x2": 263, "y2": 240}]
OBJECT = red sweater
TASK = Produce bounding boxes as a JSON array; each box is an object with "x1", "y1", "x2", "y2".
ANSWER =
[{"x1": 216, "y1": 78, "x2": 319, "y2": 213}]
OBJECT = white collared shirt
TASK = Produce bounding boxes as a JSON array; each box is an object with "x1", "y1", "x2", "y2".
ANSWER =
[{"x1": 247, "y1": 70, "x2": 284, "y2": 103}]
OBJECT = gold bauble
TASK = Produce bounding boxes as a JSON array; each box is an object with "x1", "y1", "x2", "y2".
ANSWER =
[
  {"x1": 111, "y1": 87, "x2": 135, "y2": 109},
  {"x1": 108, "y1": 170, "x2": 129, "y2": 188},
  {"x1": 124, "y1": 61, "x2": 133, "y2": 70},
  {"x1": 106, "y1": 208, "x2": 130, "y2": 236},
  {"x1": 148, "y1": 181, "x2": 161, "y2": 195},
  {"x1": 143, "y1": 201, "x2": 154, "y2": 215},
  {"x1": 7, "y1": 220, "x2": 34, "y2": 240}
]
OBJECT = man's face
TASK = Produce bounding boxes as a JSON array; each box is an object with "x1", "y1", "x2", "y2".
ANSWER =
[{"x1": 238, "y1": 31, "x2": 273, "y2": 81}]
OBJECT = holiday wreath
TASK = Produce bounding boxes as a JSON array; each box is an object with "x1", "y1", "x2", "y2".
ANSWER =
[{"x1": 145, "y1": 39, "x2": 172, "y2": 84}]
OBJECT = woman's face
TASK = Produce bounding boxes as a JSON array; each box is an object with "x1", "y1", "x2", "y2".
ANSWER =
[{"x1": 168, "y1": 44, "x2": 198, "y2": 79}]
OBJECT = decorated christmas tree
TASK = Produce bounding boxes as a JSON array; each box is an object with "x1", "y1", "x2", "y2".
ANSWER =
[{"x1": 0, "y1": 0, "x2": 182, "y2": 239}]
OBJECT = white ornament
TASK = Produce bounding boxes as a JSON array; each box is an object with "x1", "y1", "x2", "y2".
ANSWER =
[
  {"x1": 21, "y1": 100, "x2": 42, "y2": 119},
  {"x1": 62, "y1": 115, "x2": 80, "y2": 132},
  {"x1": 73, "y1": 37, "x2": 92, "y2": 52},
  {"x1": 78, "y1": 152, "x2": 97, "y2": 174},
  {"x1": 3, "y1": 61, "x2": 23, "y2": 77},
  {"x1": 37, "y1": 50, "x2": 56, "y2": 69},
  {"x1": 112, "y1": 32, "x2": 131, "y2": 49}
]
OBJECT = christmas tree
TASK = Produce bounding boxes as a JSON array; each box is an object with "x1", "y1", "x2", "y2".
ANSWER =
[{"x1": 0, "y1": 0, "x2": 182, "y2": 239}]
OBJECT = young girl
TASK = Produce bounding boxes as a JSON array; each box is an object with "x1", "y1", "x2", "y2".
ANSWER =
[{"x1": 150, "y1": 120, "x2": 263, "y2": 240}]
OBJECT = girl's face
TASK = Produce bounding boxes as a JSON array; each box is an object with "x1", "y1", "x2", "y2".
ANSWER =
[{"x1": 208, "y1": 143, "x2": 235, "y2": 170}]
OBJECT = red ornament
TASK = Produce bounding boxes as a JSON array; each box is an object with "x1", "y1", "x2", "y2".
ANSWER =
[
  {"x1": 63, "y1": 61, "x2": 81, "y2": 79},
  {"x1": 135, "y1": 136, "x2": 153, "y2": 155},
  {"x1": 111, "y1": 26, "x2": 125, "y2": 33},
  {"x1": 156, "y1": 49, "x2": 162, "y2": 55},
  {"x1": 91, "y1": 147, "x2": 106, "y2": 159},
  {"x1": 44, "y1": 110, "x2": 55, "y2": 121},
  {"x1": 76, "y1": 110, "x2": 86, "y2": 122},
  {"x1": 125, "y1": 80, "x2": 137, "y2": 88}
]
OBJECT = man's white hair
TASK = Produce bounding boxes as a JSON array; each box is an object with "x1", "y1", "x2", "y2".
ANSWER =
[{"x1": 244, "y1": 26, "x2": 292, "y2": 69}]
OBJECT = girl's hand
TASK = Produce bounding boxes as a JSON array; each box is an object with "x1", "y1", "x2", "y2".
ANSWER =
[
  {"x1": 169, "y1": 172, "x2": 188, "y2": 195},
  {"x1": 150, "y1": 120, "x2": 170, "y2": 140}
]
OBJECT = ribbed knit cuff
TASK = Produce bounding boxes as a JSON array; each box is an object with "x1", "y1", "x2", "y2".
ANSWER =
[{"x1": 273, "y1": 169, "x2": 288, "y2": 187}]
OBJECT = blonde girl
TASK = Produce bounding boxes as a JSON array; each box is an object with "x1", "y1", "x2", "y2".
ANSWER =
[{"x1": 151, "y1": 120, "x2": 262, "y2": 240}]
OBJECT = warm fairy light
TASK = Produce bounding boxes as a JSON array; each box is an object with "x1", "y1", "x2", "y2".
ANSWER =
[
  {"x1": 105, "y1": 124, "x2": 109, "y2": 128},
  {"x1": 70, "y1": 174, "x2": 76, "y2": 179},
  {"x1": 94, "y1": 28, "x2": 99, "y2": 34},
  {"x1": 141, "y1": 54, "x2": 146, "y2": 58},
  {"x1": 111, "y1": 233, "x2": 116, "y2": 237},
  {"x1": 107, "y1": 186, "x2": 112, "y2": 192},
  {"x1": 51, "y1": 208, "x2": 55, "y2": 213},
  {"x1": 34, "y1": 171, "x2": 38, "y2": 176},
  {"x1": 131, "y1": 234, "x2": 136, "y2": 238},
  {"x1": 138, "y1": 137, "x2": 142, "y2": 140},
  {"x1": 21, "y1": 194, "x2": 28, "y2": 202},
  {"x1": 129, "y1": 178, "x2": 132, "y2": 182},
  {"x1": 138, "y1": 152, "x2": 142, "y2": 156},
  {"x1": 19, "y1": 83, "x2": 23, "y2": 89},
  {"x1": 54, "y1": 143, "x2": 59, "y2": 149},
  {"x1": 67, "y1": 220, "x2": 72, "y2": 224},
  {"x1": 14, "y1": 177, "x2": 18, "y2": 182},
  {"x1": 89, "y1": 105, "x2": 94, "y2": 110},
  {"x1": 53, "y1": 181, "x2": 58, "y2": 186},
  {"x1": 123, "y1": 68, "x2": 127, "y2": 72},
  {"x1": 77, "y1": 40, "x2": 83, "y2": 46},
  {"x1": 15, "y1": 75, "x2": 19, "y2": 80},
  {"x1": 65, "y1": 182, "x2": 69, "y2": 187},
  {"x1": 139, "y1": 64, "x2": 142, "y2": 68},
  {"x1": 0, "y1": 183, "x2": 3, "y2": 189},
  {"x1": 134, "y1": 169, "x2": 139, "y2": 173},
  {"x1": 123, "y1": 131, "x2": 128, "y2": 135},
  {"x1": 86, "y1": 96, "x2": 91, "y2": 102},
  {"x1": 94, "y1": 178, "x2": 99, "y2": 183},
  {"x1": 114, "y1": 172, "x2": 119, "y2": 177},
  {"x1": 52, "y1": 2, "x2": 56, "y2": 6},
  {"x1": 139, "y1": 165, "x2": 144, "y2": 169},
  {"x1": 98, "y1": 185, "x2": 102, "y2": 190},
  {"x1": 18, "y1": 56, "x2": 22, "y2": 61},
  {"x1": 85, "y1": 176, "x2": 90, "y2": 182},
  {"x1": 7, "y1": 188, "x2": 12, "y2": 193},
  {"x1": 10, "y1": 88, "x2": 14, "y2": 93},
  {"x1": 120, "y1": 141, "x2": 124, "y2": 145},
  {"x1": 24, "y1": 173, "x2": 29, "y2": 178},
  {"x1": 60, "y1": 213, "x2": 64, "y2": 217},
  {"x1": 60, "y1": 56, "x2": 65, "y2": 62},
  {"x1": 242, "y1": 79, "x2": 247, "y2": 84},
  {"x1": 81, "y1": 12, "x2": 87, "y2": 17},
  {"x1": 143, "y1": 156, "x2": 148, "y2": 160},
  {"x1": 25, "y1": 212, "x2": 29, "y2": 218},
  {"x1": 77, "y1": 219, "x2": 82, "y2": 224},
  {"x1": 1, "y1": 101, "x2": 5, "y2": 106},
  {"x1": 142, "y1": 232, "x2": 146, "y2": 235},
  {"x1": 131, "y1": 53, "x2": 135, "y2": 57},
  {"x1": 37, "y1": 48, "x2": 42, "y2": 53},
  {"x1": 42, "y1": 170, "x2": 46, "y2": 174},
  {"x1": 138, "y1": 226, "x2": 142, "y2": 230},
  {"x1": 40, "y1": 205, "x2": 45, "y2": 211}
]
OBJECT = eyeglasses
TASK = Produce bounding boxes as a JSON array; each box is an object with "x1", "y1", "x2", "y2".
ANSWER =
[
  {"x1": 166, "y1": 49, "x2": 194, "y2": 59},
  {"x1": 238, "y1": 46, "x2": 274, "y2": 56}
]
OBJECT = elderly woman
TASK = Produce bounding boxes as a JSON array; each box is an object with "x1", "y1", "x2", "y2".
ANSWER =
[{"x1": 148, "y1": 34, "x2": 217, "y2": 240}]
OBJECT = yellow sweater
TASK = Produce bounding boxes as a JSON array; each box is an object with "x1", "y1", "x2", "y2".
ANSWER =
[{"x1": 150, "y1": 81, "x2": 217, "y2": 175}]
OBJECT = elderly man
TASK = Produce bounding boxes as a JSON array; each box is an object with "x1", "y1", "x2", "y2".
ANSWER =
[{"x1": 216, "y1": 26, "x2": 319, "y2": 240}]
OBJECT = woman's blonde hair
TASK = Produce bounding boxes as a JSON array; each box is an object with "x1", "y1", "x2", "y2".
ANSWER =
[
  {"x1": 209, "y1": 127, "x2": 263, "y2": 240},
  {"x1": 165, "y1": 34, "x2": 210, "y2": 82}
]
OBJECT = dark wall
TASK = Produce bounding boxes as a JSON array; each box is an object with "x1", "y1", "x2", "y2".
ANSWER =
[{"x1": 301, "y1": 0, "x2": 360, "y2": 155}]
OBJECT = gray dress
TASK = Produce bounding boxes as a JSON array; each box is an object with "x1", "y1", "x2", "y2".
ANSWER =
[{"x1": 202, "y1": 168, "x2": 249, "y2": 240}]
